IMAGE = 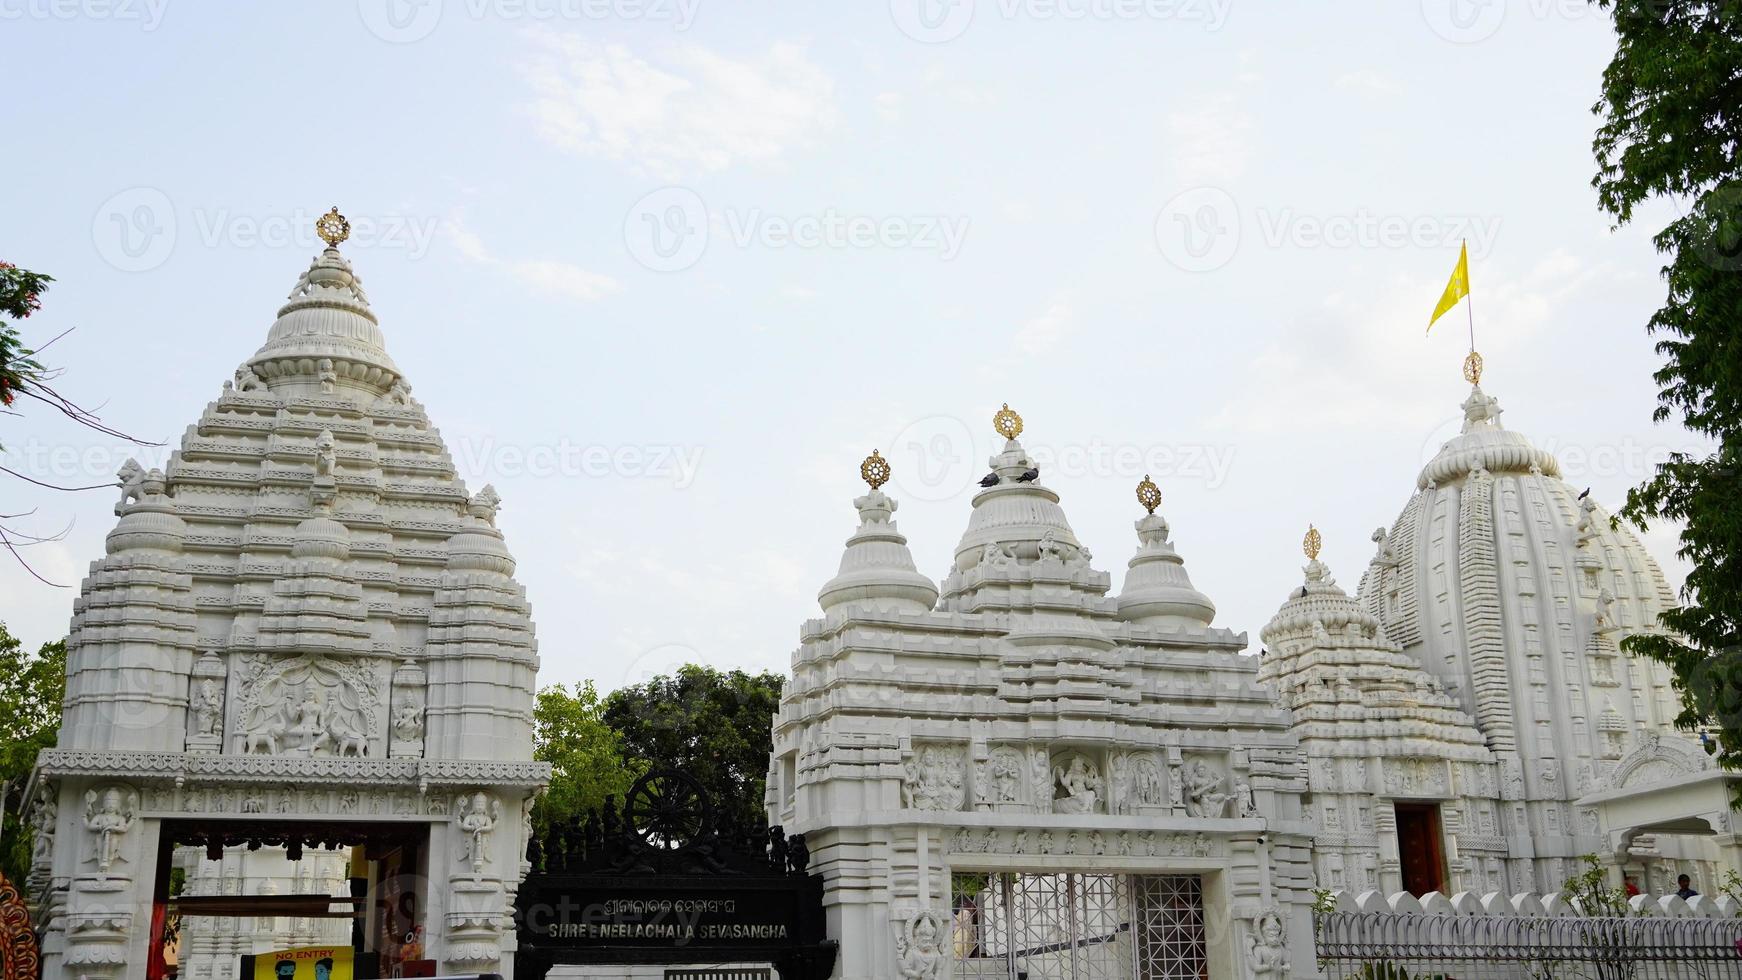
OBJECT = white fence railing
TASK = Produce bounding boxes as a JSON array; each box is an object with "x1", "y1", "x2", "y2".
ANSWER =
[{"x1": 1316, "y1": 890, "x2": 1742, "y2": 980}]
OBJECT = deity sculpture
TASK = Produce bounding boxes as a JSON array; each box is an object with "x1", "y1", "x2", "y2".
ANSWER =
[
  {"x1": 1235, "y1": 780, "x2": 1258, "y2": 818},
  {"x1": 456, "y1": 792, "x2": 502, "y2": 876},
  {"x1": 1037, "y1": 529, "x2": 1065, "y2": 562},
  {"x1": 1052, "y1": 755, "x2": 1104, "y2": 814},
  {"x1": 393, "y1": 700, "x2": 425, "y2": 742},
  {"x1": 1133, "y1": 755, "x2": 1165, "y2": 807},
  {"x1": 83, "y1": 786, "x2": 137, "y2": 873},
  {"x1": 318, "y1": 357, "x2": 337, "y2": 393},
  {"x1": 30, "y1": 791, "x2": 56, "y2": 869},
  {"x1": 1247, "y1": 910, "x2": 1289, "y2": 979},
  {"x1": 192, "y1": 678, "x2": 223, "y2": 737},
  {"x1": 990, "y1": 749, "x2": 1022, "y2": 803},
  {"x1": 1110, "y1": 754, "x2": 1131, "y2": 815},
  {"x1": 1183, "y1": 760, "x2": 1229, "y2": 818},
  {"x1": 901, "y1": 746, "x2": 964, "y2": 811},
  {"x1": 895, "y1": 911, "x2": 945, "y2": 979}
]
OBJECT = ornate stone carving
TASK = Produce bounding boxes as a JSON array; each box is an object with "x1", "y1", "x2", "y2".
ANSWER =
[
  {"x1": 82, "y1": 786, "x2": 137, "y2": 874},
  {"x1": 115, "y1": 459, "x2": 148, "y2": 508},
  {"x1": 1182, "y1": 760, "x2": 1228, "y2": 818},
  {"x1": 1132, "y1": 754, "x2": 1167, "y2": 810},
  {"x1": 900, "y1": 745, "x2": 964, "y2": 812},
  {"x1": 989, "y1": 747, "x2": 1023, "y2": 803},
  {"x1": 1235, "y1": 780, "x2": 1258, "y2": 818},
  {"x1": 1030, "y1": 748, "x2": 1052, "y2": 813},
  {"x1": 28, "y1": 788, "x2": 56, "y2": 878},
  {"x1": 235, "y1": 654, "x2": 380, "y2": 758},
  {"x1": 1051, "y1": 753, "x2": 1105, "y2": 814},
  {"x1": 892, "y1": 908, "x2": 948, "y2": 979},
  {"x1": 314, "y1": 429, "x2": 336, "y2": 477},
  {"x1": 455, "y1": 791, "x2": 501, "y2": 877},
  {"x1": 1109, "y1": 753, "x2": 1131, "y2": 815},
  {"x1": 1246, "y1": 908, "x2": 1289, "y2": 979},
  {"x1": 233, "y1": 363, "x2": 266, "y2": 392},
  {"x1": 379, "y1": 377, "x2": 414, "y2": 406}
]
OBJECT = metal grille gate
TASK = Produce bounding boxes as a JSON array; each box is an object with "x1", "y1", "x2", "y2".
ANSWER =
[{"x1": 952, "y1": 873, "x2": 1208, "y2": 979}]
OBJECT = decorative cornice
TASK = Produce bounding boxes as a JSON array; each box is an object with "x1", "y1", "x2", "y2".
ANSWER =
[{"x1": 35, "y1": 750, "x2": 549, "y2": 789}]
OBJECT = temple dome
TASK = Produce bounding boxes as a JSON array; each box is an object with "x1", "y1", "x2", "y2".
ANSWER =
[
  {"x1": 1415, "y1": 383, "x2": 1559, "y2": 489},
  {"x1": 819, "y1": 457, "x2": 939, "y2": 615},
  {"x1": 1115, "y1": 512, "x2": 1215, "y2": 628},
  {"x1": 1356, "y1": 377, "x2": 1683, "y2": 785},
  {"x1": 447, "y1": 485, "x2": 518, "y2": 576},
  {"x1": 246, "y1": 244, "x2": 401, "y2": 399},
  {"x1": 951, "y1": 427, "x2": 1083, "y2": 572}
]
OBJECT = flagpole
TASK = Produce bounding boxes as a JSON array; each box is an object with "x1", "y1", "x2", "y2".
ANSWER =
[{"x1": 1464, "y1": 239, "x2": 1476, "y2": 355}]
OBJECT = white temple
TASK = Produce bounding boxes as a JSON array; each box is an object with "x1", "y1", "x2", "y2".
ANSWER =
[
  {"x1": 21, "y1": 204, "x2": 1741, "y2": 978},
  {"x1": 25, "y1": 211, "x2": 548, "y2": 979},
  {"x1": 768, "y1": 411, "x2": 1314, "y2": 980},
  {"x1": 1335, "y1": 361, "x2": 1730, "y2": 894},
  {"x1": 773, "y1": 380, "x2": 1742, "y2": 977}
]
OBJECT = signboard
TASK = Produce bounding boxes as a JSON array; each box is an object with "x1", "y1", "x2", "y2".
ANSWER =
[
  {"x1": 252, "y1": 946, "x2": 354, "y2": 980},
  {"x1": 523, "y1": 879, "x2": 806, "y2": 950}
]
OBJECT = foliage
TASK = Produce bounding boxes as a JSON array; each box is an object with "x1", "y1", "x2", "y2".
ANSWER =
[
  {"x1": 1311, "y1": 886, "x2": 1339, "y2": 921},
  {"x1": 1560, "y1": 854, "x2": 1637, "y2": 918},
  {"x1": 0, "y1": 263, "x2": 50, "y2": 414},
  {"x1": 0, "y1": 621, "x2": 66, "y2": 887},
  {"x1": 602, "y1": 665, "x2": 784, "y2": 832},
  {"x1": 533, "y1": 681, "x2": 642, "y2": 832},
  {"x1": 1716, "y1": 868, "x2": 1742, "y2": 904},
  {"x1": 1591, "y1": 1, "x2": 1742, "y2": 780}
]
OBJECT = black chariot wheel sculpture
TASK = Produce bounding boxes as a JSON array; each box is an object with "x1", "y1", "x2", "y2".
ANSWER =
[{"x1": 623, "y1": 769, "x2": 710, "y2": 851}]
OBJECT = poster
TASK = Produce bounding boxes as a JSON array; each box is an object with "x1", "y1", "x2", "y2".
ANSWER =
[{"x1": 253, "y1": 946, "x2": 353, "y2": 980}]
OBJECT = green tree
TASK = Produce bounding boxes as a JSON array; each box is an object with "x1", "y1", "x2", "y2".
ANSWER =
[
  {"x1": 602, "y1": 665, "x2": 783, "y2": 832},
  {"x1": 0, "y1": 621, "x2": 66, "y2": 887},
  {"x1": 533, "y1": 682, "x2": 642, "y2": 832},
  {"x1": 1592, "y1": 1, "x2": 1742, "y2": 774}
]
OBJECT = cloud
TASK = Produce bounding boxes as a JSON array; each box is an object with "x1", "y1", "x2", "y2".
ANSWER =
[
  {"x1": 448, "y1": 219, "x2": 620, "y2": 303},
  {"x1": 1014, "y1": 301, "x2": 1075, "y2": 357},
  {"x1": 1166, "y1": 93, "x2": 1253, "y2": 185},
  {"x1": 874, "y1": 91, "x2": 903, "y2": 123},
  {"x1": 1209, "y1": 250, "x2": 1603, "y2": 436},
  {"x1": 522, "y1": 33, "x2": 840, "y2": 178},
  {"x1": 1334, "y1": 69, "x2": 1400, "y2": 96}
]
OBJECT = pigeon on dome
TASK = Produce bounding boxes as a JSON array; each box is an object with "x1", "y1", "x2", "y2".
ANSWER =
[
  {"x1": 816, "y1": 450, "x2": 938, "y2": 615},
  {"x1": 950, "y1": 403, "x2": 1088, "y2": 572}
]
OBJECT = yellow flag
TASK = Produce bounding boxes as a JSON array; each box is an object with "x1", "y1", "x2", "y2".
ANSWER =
[{"x1": 1427, "y1": 241, "x2": 1470, "y2": 332}]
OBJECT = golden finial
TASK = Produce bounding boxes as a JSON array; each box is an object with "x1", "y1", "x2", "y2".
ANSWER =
[
  {"x1": 860, "y1": 449, "x2": 891, "y2": 490},
  {"x1": 992, "y1": 403, "x2": 1024, "y2": 441},
  {"x1": 315, "y1": 206, "x2": 351, "y2": 248},
  {"x1": 1463, "y1": 349, "x2": 1484, "y2": 386},
  {"x1": 1303, "y1": 524, "x2": 1322, "y2": 561},
  {"x1": 1136, "y1": 474, "x2": 1162, "y2": 515}
]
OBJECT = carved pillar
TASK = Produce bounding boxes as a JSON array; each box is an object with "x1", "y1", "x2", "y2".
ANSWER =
[{"x1": 1375, "y1": 803, "x2": 1401, "y2": 893}]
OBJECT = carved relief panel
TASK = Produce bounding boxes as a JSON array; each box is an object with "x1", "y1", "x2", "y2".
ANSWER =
[
  {"x1": 234, "y1": 654, "x2": 383, "y2": 758},
  {"x1": 900, "y1": 743, "x2": 965, "y2": 812}
]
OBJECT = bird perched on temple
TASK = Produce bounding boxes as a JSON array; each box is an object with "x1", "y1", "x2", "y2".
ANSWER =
[
  {"x1": 1578, "y1": 487, "x2": 1591, "y2": 500},
  {"x1": 1016, "y1": 467, "x2": 1040, "y2": 483},
  {"x1": 978, "y1": 472, "x2": 999, "y2": 487}
]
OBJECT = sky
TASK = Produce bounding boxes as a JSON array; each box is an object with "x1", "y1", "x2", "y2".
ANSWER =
[{"x1": 0, "y1": 0, "x2": 1706, "y2": 693}]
